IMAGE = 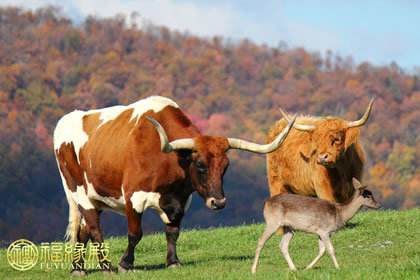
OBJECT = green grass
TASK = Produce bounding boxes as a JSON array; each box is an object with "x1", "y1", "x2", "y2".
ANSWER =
[{"x1": 1, "y1": 208, "x2": 420, "y2": 279}]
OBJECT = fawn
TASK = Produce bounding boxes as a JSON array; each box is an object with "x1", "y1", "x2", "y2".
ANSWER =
[{"x1": 251, "y1": 178, "x2": 380, "y2": 273}]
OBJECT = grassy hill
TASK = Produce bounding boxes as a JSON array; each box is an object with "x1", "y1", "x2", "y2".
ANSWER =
[{"x1": 1, "y1": 208, "x2": 419, "y2": 279}]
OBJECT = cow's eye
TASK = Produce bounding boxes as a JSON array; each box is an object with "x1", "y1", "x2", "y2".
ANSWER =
[
  {"x1": 330, "y1": 136, "x2": 336, "y2": 146},
  {"x1": 332, "y1": 138, "x2": 341, "y2": 146}
]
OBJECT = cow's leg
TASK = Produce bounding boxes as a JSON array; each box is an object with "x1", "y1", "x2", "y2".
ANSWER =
[
  {"x1": 119, "y1": 206, "x2": 143, "y2": 272},
  {"x1": 78, "y1": 207, "x2": 111, "y2": 272},
  {"x1": 314, "y1": 178, "x2": 335, "y2": 202},
  {"x1": 268, "y1": 175, "x2": 288, "y2": 197},
  {"x1": 165, "y1": 219, "x2": 182, "y2": 268},
  {"x1": 71, "y1": 219, "x2": 90, "y2": 276}
]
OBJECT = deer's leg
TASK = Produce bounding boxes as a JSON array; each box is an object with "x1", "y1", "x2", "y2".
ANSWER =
[
  {"x1": 321, "y1": 235, "x2": 339, "y2": 269},
  {"x1": 279, "y1": 227, "x2": 296, "y2": 271},
  {"x1": 251, "y1": 223, "x2": 278, "y2": 274},
  {"x1": 305, "y1": 237, "x2": 326, "y2": 269}
]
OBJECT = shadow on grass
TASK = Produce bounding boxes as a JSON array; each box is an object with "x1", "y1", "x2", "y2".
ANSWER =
[
  {"x1": 133, "y1": 259, "x2": 208, "y2": 271},
  {"x1": 220, "y1": 255, "x2": 254, "y2": 261},
  {"x1": 345, "y1": 222, "x2": 359, "y2": 229},
  {"x1": 84, "y1": 255, "x2": 253, "y2": 274}
]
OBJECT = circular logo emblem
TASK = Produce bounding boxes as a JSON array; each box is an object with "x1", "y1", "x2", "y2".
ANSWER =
[{"x1": 7, "y1": 239, "x2": 38, "y2": 271}]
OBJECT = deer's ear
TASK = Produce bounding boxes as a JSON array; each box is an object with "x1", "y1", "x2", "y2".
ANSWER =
[{"x1": 352, "y1": 177, "x2": 363, "y2": 190}]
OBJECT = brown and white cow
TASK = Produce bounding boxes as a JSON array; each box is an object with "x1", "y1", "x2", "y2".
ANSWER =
[
  {"x1": 266, "y1": 98, "x2": 374, "y2": 203},
  {"x1": 54, "y1": 96, "x2": 295, "y2": 275}
]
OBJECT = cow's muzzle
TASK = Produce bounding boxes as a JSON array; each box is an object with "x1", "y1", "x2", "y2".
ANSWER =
[
  {"x1": 317, "y1": 153, "x2": 335, "y2": 167},
  {"x1": 206, "y1": 197, "x2": 226, "y2": 210}
]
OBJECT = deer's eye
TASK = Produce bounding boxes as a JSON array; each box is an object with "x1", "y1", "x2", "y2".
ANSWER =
[{"x1": 362, "y1": 190, "x2": 372, "y2": 198}]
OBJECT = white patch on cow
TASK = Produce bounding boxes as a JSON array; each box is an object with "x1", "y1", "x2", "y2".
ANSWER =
[
  {"x1": 128, "y1": 95, "x2": 179, "y2": 124},
  {"x1": 184, "y1": 194, "x2": 192, "y2": 212},
  {"x1": 90, "y1": 95, "x2": 179, "y2": 127},
  {"x1": 97, "y1": 105, "x2": 126, "y2": 125},
  {"x1": 53, "y1": 96, "x2": 179, "y2": 164},
  {"x1": 130, "y1": 191, "x2": 171, "y2": 224},
  {"x1": 73, "y1": 185, "x2": 96, "y2": 210},
  {"x1": 83, "y1": 173, "x2": 125, "y2": 214},
  {"x1": 54, "y1": 110, "x2": 89, "y2": 164}
]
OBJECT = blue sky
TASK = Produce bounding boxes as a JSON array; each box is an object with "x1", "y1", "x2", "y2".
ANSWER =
[{"x1": 1, "y1": 0, "x2": 419, "y2": 69}]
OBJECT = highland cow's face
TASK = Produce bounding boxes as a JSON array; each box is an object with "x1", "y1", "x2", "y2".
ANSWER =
[
  {"x1": 281, "y1": 98, "x2": 374, "y2": 169},
  {"x1": 314, "y1": 128, "x2": 346, "y2": 167},
  {"x1": 302, "y1": 119, "x2": 360, "y2": 168}
]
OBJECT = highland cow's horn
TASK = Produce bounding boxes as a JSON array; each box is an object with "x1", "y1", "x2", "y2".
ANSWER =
[
  {"x1": 347, "y1": 98, "x2": 375, "y2": 128},
  {"x1": 279, "y1": 108, "x2": 316, "y2": 131},
  {"x1": 147, "y1": 116, "x2": 195, "y2": 152},
  {"x1": 227, "y1": 115, "x2": 296, "y2": 154}
]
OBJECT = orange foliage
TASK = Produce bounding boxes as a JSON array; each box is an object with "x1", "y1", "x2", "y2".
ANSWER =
[{"x1": 0, "y1": 6, "x2": 418, "y2": 241}]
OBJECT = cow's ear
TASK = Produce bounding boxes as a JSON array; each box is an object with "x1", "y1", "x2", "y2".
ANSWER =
[
  {"x1": 176, "y1": 149, "x2": 193, "y2": 168},
  {"x1": 176, "y1": 149, "x2": 192, "y2": 160},
  {"x1": 345, "y1": 127, "x2": 360, "y2": 149}
]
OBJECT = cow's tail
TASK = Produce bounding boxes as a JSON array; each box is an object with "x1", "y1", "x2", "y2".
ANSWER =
[{"x1": 64, "y1": 194, "x2": 81, "y2": 243}]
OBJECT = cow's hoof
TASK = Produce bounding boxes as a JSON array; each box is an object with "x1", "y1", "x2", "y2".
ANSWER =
[
  {"x1": 71, "y1": 270, "x2": 86, "y2": 277},
  {"x1": 103, "y1": 269, "x2": 116, "y2": 275},
  {"x1": 118, "y1": 265, "x2": 129, "y2": 273},
  {"x1": 167, "y1": 262, "x2": 182, "y2": 269},
  {"x1": 118, "y1": 265, "x2": 134, "y2": 273}
]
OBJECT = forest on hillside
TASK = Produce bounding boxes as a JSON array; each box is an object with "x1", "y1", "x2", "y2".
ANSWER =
[{"x1": 0, "y1": 7, "x2": 418, "y2": 242}]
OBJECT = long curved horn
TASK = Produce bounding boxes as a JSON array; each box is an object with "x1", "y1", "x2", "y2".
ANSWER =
[
  {"x1": 146, "y1": 116, "x2": 194, "y2": 153},
  {"x1": 346, "y1": 97, "x2": 375, "y2": 128},
  {"x1": 227, "y1": 115, "x2": 296, "y2": 154},
  {"x1": 279, "y1": 108, "x2": 315, "y2": 131}
]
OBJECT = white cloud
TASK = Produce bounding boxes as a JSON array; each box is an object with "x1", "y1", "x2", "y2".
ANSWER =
[
  {"x1": 0, "y1": 0, "x2": 335, "y2": 49},
  {"x1": 0, "y1": 0, "x2": 238, "y2": 38}
]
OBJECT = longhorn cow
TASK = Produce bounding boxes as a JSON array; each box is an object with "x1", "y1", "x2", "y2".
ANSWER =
[{"x1": 54, "y1": 96, "x2": 295, "y2": 275}]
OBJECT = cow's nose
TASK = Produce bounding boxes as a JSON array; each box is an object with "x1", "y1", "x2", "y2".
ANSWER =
[
  {"x1": 318, "y1": 153, "x2": 330, "y2": 163},
  {"x1": 206, "y1": 197, "x2": 226, "y2": 210}
]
